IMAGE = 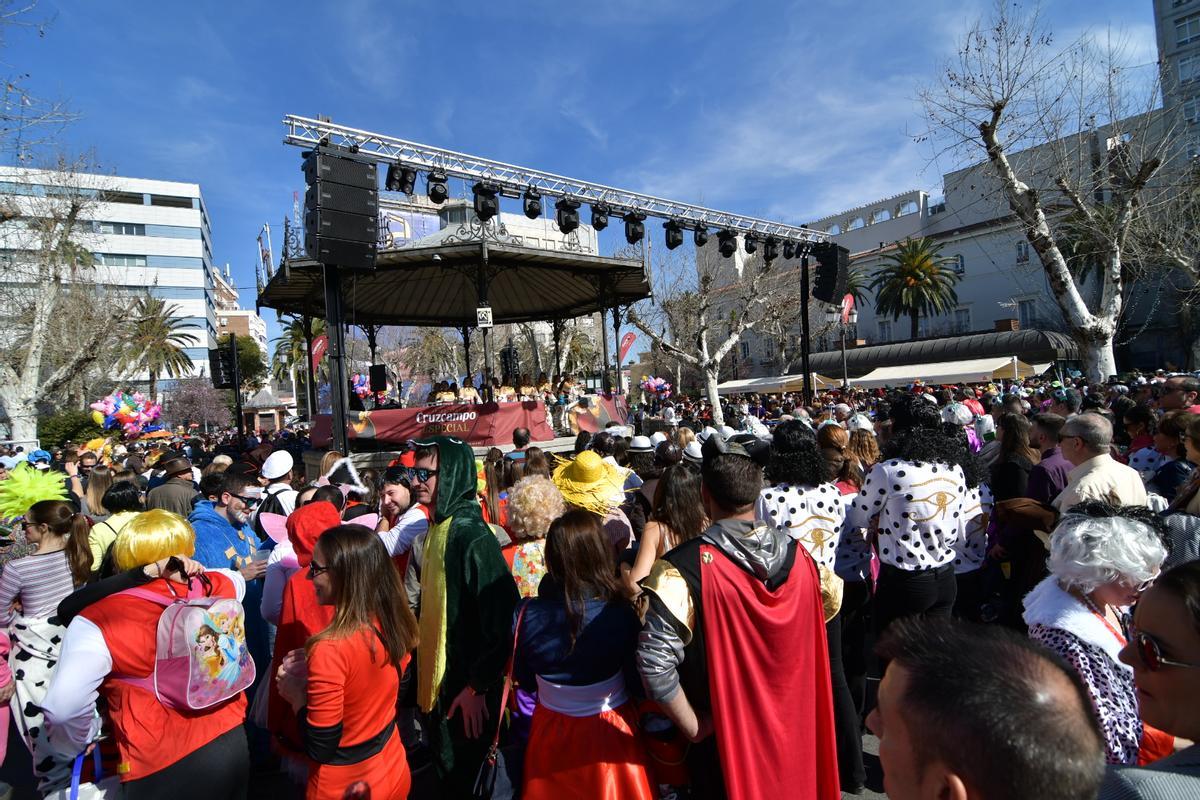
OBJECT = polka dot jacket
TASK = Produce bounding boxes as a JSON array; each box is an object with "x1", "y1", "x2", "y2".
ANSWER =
[
  {"x1": 845, "y1": 459, "x2": 967, "y2": 571},
  {"x1": 755, "y1": 482, "x2": 846, "y2": 571},
  {"x1": 952, "y1": 484, "x2": 992, "y2": 575}
]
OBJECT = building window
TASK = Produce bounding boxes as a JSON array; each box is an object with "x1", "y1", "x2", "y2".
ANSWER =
[
  {"x1": 1015, "y1": 240, "x2": 1029, "y2": 263},
  {"x1": 1185, "y1": 96, "x2": 1200, "y2": 124},
  {"x1": 952, "y1": 254, "x2": 965, "y2": 274},
  {"x1": 1017, "y1": 299, "x2": 1037, "y2": 329},
  {"x1": 847, "y1": 216, "x2": 865, "y2": 231},
  {"x1": 826, "y1": 223, "x2": 841, "y2": 235},
  {"x1": 870, "y1": 209, "x2": 891, "y2": 224},
  {"x1": 98, "y1": 221, "x2": 145, "y2": 236},
  {"x1": 953, "y1": 308, "x2": 971, "y2": 333},
  {"x1": 101, "y1": 190, "x2": 145, "y2": 205},
  {"x1": 1178, "y1": 13, "x2": 1200, "y2": 45},
  {"x1": 739, "y1": 341, "x2": 750, "y2": 359},
  {"x1": 897, "y1": 200, "x2": 919, "y2": 216},
  {"x1": 877, "y1": 320, "x2": 892, "y2": 342},
  {"x1": 149, "y1": 194, "x2": 194, "y2": 208},
  {"x1": 94, "y1": 253, "x2": 147, "y2": 267},
  {"x1": 1183, "y1": 55, "x2": 1200, "y2": 85}
]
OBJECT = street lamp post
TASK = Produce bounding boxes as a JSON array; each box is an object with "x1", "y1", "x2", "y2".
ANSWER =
[{"x1": 824, "y1": 305, "x2": 859, "y2": 389}]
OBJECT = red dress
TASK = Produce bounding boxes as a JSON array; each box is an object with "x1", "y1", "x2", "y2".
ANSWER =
[{"x1": 304, "y1": 628, "x2": 410, "y2": 800}]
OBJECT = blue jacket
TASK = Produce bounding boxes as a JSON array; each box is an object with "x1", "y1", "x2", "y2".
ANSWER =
[{"x1": 187, "y1": 500, "x2": 255, "y2": 570}]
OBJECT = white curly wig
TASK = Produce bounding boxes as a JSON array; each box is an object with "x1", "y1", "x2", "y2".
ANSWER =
[
  {"x1": 1048, "y1": 513, "x2": 1167, "y2": 594},
  {"x1": 507, "y1": 475, "x2": 566, "y2": 540}
]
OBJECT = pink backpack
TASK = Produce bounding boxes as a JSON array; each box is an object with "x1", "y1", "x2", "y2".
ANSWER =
[{"x1": 118, "y1": 575, "x2": 256, "y2": 710}]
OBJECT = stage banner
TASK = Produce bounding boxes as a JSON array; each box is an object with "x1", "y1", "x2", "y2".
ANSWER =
[
  {"x1": 311, "y1": 334, "x2": 329, "y2": 372},
  {"x1": 311, "y1": 401, "x2": 556, "y2": 448},
  {"x1": 618, "y1": 332, "x2": 637, "y2": 363}
]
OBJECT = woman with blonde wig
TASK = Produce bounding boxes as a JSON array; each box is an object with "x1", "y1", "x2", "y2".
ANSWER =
[
  {"x1": 503, "y1": 476, "x2": 566, "y2": 598},
  {"x1": 41, "y1": 510, "x2": 253, "y2": 799}
]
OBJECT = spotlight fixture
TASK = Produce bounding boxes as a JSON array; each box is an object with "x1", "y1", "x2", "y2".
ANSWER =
[
  {"x1": 783, "y1": 240, "x2": 796, "y2": 260},
  {"x1": 694, "y1": 226, "x2": 709, "y2": 247},
  {"x1": 663, "y1": 219, "x2": 684, "y2": 250},
  {"x1": 472, "y1": 182, "x2": 500, "y2": 222},
  {"x1": 385, "y1": 163, "x2": 417, "y2": 194},
  {"x1": 717, "y1": 230, "x2": 738, "y2": 258},
  {"x1": 624, "y1": 211, "x2": 646, "y2": 245},
  {"x1": 522, "y1": 187, "x2": 542, "y2": 219},
  {"x1": 763, "y1": 237, "x2": 780, "y2": 263},
  {"x1": 743, "y1": 234, "x2": 758, "y2": 255},
  {"x1": 591, "y1": 203, "x2": 610, "y2": 231},
  {"x1": 426, "y1": 170, "x2": 448, "y2": 204},
  {"x1": 555, "y1": 197, "x2": 581, "y2": 234}
]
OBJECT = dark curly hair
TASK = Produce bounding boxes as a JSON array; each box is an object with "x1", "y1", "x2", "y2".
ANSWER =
[
  {"x1": 889, "y1": 393, "x2": 942, "y2": 433},
  {"x1": 766, "y1": 420, "x2": 826, "y2": 487},
  {"x1": 883, "y1": 419, "x2": 983, "y2": 489}
]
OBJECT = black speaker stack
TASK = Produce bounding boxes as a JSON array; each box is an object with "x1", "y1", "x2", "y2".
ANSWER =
[
  {"x1": 302, "y1": 145, "x2": 379, "y2": 270},
  {"x1": 810, "y1": 241, "x2": 851, "y2": 304}
]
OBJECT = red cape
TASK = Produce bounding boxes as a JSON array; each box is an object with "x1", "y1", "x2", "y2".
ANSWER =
[{"x1": 700, "y1": 543, "x2": 840, "y2": 800}]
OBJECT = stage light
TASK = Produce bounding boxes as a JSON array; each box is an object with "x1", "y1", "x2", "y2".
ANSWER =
[
  {"x1": 694, "y1": 226, "x2": 709, "y2": 247},
  {"x1": 783, "y1": 240, "x2": 796, "y2": 260},
  {"x1": 717, "y1": 230, "x2": 738, "y2": 258},
  {"x1": 555, "y1": 197, "x2": 581, "y2": 234},
  {"x1": 744, "y1": 235, "x2": 758, "y2": 255},
  {"x1": 385, "y1": 163, "x2": 417, "y2": 194},
  {"x1": 664, "y1": 220, "x2": 684, "y2": 250},
  {"x1": 591, "y1": 203, "x2": 610, "y2": 231},
  {"x1": 426, "y1": 170, "x2": 448, "y2": 204},
  {"x1": 523, "y1": 187, "x2": 542, "y2": 219},
  {"x1": 763, "y1": 237, "x2": 780, "y2": 262},
  {"x1": 624, "y1": 211, "x2": 646, "y2": 244},
  {"x1": 473, "y1": 182, "x2": 500, "y2": 222}
]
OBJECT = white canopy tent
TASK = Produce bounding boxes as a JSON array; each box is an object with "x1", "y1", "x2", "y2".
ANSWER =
[
  {"x1": 848, "y1": 357, "x2": 1042, "y2": 389},
  {"x1": 716, "y1": 373, "x2": 835, "y2": 395}
]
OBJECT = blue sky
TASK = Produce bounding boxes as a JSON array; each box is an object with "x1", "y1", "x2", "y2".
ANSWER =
[{"x1": 6, "y1": 0, "x2": 1159, "y2": 350}]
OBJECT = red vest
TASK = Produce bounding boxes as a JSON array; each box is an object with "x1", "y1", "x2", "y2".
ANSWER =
[{"x1": 81, "y1": 573, "x2": 247, "y2": 781}]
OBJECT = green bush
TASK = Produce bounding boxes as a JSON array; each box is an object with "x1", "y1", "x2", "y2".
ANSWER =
[{"x1": 38, "y1": 410, "x2": 107, "y2": 450}]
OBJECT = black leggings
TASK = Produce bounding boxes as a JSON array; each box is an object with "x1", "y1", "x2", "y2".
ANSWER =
[
  {"x1": 874, "y1": 563, "x2": 956, "y2": 638},
  {"x1": 121, "y1": 726, "x2": 248, "y2": 800},
  {"x1": 826, "y1": 611, "x2": 866, "y2": 791}
]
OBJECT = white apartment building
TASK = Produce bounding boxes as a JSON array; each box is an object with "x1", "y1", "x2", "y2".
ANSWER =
[{"x1": 0, "y1": 166, "x2": 219, "y2": 389}]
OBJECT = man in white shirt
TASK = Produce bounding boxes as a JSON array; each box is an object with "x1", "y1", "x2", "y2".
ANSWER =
[{"x1": 1054, "y1": 413, "x2": 1147, "y2": 512}]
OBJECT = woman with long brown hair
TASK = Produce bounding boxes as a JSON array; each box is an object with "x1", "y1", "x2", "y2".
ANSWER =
[
  {"x1": 83, "y1": 464, "x2": 114, "y2": 520},
  {"x1": 516, "y1": 509, "x2": 655, "y2": 800},
  {"x1": 0, "y1": 499, "x2": 93, "y2": 793},
  {"x1": 623, "y1": 465, "x2": 707, "y2": 594},
  {"x1": 277, "y1": 523, "x2": 419, "y2": 800},
  {"x1": 991, "y1": 412, "x2": 1041, "y2": 503}
]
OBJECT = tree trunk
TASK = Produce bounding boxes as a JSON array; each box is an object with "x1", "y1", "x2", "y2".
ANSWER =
[
  {"x1": 149, "y1": 370, "x2": 158, "y2": 404},
  {"x1": 4, "y1": 398, "x2": 38, "y2": 448},
  {"x1": 705, "y1": 367, "x2": 724, "y2": 426},
  {"x1": 910, "y1": 311, "x2": 920, "y2": 340},
  {"x1": 1080, "y1": 328, "x2": 1118, "y2": 384}
]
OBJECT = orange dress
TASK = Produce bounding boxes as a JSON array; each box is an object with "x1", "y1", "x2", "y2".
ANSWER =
[{"x1": 303, "y1": 628, "x2": 410, "y2": 800}]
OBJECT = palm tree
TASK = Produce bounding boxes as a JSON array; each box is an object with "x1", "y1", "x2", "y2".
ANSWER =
[
  {"x1": 272, "y1": 315, "x2": 327, "y2": 418},
  {"x1": 869, "y1": 237, "x2": 960, "y2": 339},
  {"x1": 125, "y1": 295, "x2": 200, "y2": 401}
]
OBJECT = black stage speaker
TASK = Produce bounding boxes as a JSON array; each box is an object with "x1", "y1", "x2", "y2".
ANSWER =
[
  {"x1": 369, "y1": 363, "x2": 387, "y2": 393},
  {"x1": 811, "y1": 241, "x2": 850, "y2": 304},
  {"x1": 302, "y1": 145, "x2": 379, "y2": 270}
]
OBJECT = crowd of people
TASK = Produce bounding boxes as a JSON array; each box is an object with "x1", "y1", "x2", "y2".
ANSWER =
[{"x1": 0, "y1": 369, "x2": 1197, "y2": 798}]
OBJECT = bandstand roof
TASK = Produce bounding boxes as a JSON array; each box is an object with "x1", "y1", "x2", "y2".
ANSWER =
[{"x1": 257, "y1": 237, "x2": 650, "y2": 327}]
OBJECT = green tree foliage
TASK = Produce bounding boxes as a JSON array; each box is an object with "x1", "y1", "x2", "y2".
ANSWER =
[
  {"x1": 222, "y1": 334, "x2": 268, "y2": 397},
  {"x1": 869, "y1": 237, "x2": 961, "y2": 339},
  {"x1": 37, "y1": 409, "x2": 105, "y2": 450},
  {"x1": 124, "y1": 295, "x2": 199, "y2": 401}
]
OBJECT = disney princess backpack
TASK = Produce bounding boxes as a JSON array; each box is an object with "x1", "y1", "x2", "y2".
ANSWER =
[{"x1": 117, "y1": 572, "x2": 255, "y2": 710}]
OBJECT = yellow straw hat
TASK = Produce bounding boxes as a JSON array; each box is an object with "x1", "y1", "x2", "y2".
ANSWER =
[{"x1": 552, "y1": 450, "x2": 625, "y2": 516}]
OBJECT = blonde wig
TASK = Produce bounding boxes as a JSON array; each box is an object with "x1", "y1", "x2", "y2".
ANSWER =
[{"x1": 112, "y1": 509, "x2": 195, "y2": 571}]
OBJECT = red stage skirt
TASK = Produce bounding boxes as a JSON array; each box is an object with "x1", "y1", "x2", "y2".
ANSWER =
[{"x1": 522, "y1": 701, "x2": 657, "y2": 800}]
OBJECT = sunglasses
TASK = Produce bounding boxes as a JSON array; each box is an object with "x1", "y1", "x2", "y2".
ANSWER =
[
  {"x1": 1130, "y1": 629, "x2": 1200, "y2": 671},
  {"x1": 411, "y1": 467, "x2": 439, "y2": 484},
  {"x1": 308, "y1": 560, "x2": 329, "y2": 578},
  {"x1": 231, "y1": 494, "x2": 260, "y2": 507}
]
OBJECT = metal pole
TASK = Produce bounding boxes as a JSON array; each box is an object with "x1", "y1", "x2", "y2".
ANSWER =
[
  {"x1": 323, "y1": 265, "x2": 351, "y2": 455},
  {"x1": 478, "y1": 243, "x2": 494, "y2": 402},
  {"x1": 552, "y1": 319, "x2": 562, "y2": 379},
  {"x1": 611, "y1": 303, "x2": 623, "y2": 396},
  {"x1": 461, "y1": 326, "x2": 472, "y2": 383},
  {"x1": 231, "y1": 334, "x2": 245, "y2": 443},
  {"x1": 800, "y1": 253, "x2": 813, "y2": 407},
  {"x1": 303, "y1": 316, "x2": 317, "y2": 421},
  {"x1": 599, "y1": 306, "x2": 611, "y2": 394},
  {"x1": 841, "y1": 324, "x2": 849, "y2": 390}
]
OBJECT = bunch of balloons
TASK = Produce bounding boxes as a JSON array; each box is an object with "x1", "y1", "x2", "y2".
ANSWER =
[
  {"x1": 89, "y1": 391, "x2": 163, "y2": 436},
  {"x1": 351, "y1": 373, "x2": 371, "y2": 399},
  {"x1": 640, "y1": 375, "x2": 672, "y2": 399}
]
